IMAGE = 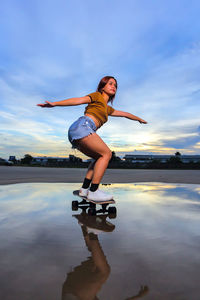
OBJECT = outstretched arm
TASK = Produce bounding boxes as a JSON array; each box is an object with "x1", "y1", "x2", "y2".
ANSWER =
[
  {"x1": 37, "y1": 96, "x2": 91, "y2": 108},
  {"x1": 110, "y1": 109, "x2": 147, "y2": 124}
]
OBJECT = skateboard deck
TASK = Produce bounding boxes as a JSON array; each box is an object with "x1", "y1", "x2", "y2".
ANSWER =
[{"x1": 73, "y1": 190, "x2": 115, "y2": 205}]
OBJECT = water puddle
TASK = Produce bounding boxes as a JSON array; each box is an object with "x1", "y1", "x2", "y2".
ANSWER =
[{"x1": 0, "y1": 182, "x2": 200, "y2": 299}]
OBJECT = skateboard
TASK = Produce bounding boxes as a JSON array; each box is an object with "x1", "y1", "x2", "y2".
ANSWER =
[{"x1": 72, "y1": 190, "x2": 117, "y2": 216}]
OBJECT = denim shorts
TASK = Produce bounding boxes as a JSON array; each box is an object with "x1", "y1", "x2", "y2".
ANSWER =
[{"x1": 68, "y1": 116, "x2": 97, "y2": 149}]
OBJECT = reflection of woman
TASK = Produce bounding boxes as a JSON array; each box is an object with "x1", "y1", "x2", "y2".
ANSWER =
[
  {"x1": 37, "y1": 76, "x2": 147, "y2": 201},
  {"x1": 62, "y1": 231, "x2": 110, "y2": 300},
  {"x1": 62, "y1": 225, "x2": 149, "y2": 300}
]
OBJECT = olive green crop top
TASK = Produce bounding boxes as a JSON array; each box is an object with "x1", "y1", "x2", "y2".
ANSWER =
[{"x1": 84, "y1": 92, "x2": 115, "y2": 127}]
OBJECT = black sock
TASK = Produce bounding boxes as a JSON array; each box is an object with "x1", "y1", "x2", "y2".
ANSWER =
[
  {"x1": 82, "y1": 178, "x2": 92, "y2": 189},
  {"x1": 90, "y1": 183, "x2": 99, "y2": 192}
]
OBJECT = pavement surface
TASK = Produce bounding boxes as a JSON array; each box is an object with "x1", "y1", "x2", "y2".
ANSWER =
[{"x1": 0, "y1": 166, "x2": 200, "y2": 185}]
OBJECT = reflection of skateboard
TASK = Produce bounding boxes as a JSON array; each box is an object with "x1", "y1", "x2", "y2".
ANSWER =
[
  {"x1": 72, "y1": 190, "x2": 117, "y2": 216},
  {"x1": 73, "y1": 213, "x2": 116, "y2": 233}
]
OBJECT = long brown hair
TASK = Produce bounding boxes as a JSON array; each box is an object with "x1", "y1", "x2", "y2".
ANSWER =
[{"x1": 96, "y1": 76, "x2": 117, "y2": 105}]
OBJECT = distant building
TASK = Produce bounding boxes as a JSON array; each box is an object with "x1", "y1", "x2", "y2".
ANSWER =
[
  {"x1": 0, "y1": 158, "x2": 13, "y2": 165},
  {"x1": 9, "y1": 156, "x2": 16, "y2": 162},
  {"x1": 123, "y1": 154, "x2": 200, "y2": 164},
  {"x1": 31, "y1": 156, "x2": 70, "y2": 165},
  {"x1": 180, "y1": 155, "x2": 200, "y2": 163},
  {"x1": 31, "y1": 155, "x2": 82, "y2": 165}
]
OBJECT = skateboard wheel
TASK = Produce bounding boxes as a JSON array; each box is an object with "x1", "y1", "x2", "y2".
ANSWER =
[
  {"x1": 72, "y1": 200, "x2": 78, "y2": 211},
  {"x1": 108, "y1": 206, "x2": 117, "y2": 215},
  {"x1": 88, "y1": 208, "x2": 96, "y2": 216}
]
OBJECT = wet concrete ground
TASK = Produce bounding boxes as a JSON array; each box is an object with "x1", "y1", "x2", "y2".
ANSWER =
[{"x1": 0, "y1": 182, "x2": 200, "y2": 300}]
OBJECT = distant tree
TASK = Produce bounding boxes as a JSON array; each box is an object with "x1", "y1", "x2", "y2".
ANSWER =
[
  {"x1": 21, "y1": 154, "x2": 33, "y2": 165},
  {"x1": 148, "y1": 159, "x2": 161, "y2": 168},
  {"x1": 168, "y1": 154, "x2": 182, "y2": 167},
  {"x1": 110, "y1": 151, "x2": 121, "y2": 162},
  {"x1": 175, "y1": 152, "x2": 181, "y2": 157}
]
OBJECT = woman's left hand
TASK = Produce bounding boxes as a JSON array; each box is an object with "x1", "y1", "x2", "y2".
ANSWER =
[
  {"x1": 37, "y1": 101, "x2": 55, "y2": 108},
  {"x1": 138, "y1": 118, "x2": 147, "y2": 124}
]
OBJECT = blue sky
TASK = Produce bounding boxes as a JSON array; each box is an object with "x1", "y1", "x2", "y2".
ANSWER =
[{"x1": 0, "y1": 0, "x2": 200, "y2": 159}]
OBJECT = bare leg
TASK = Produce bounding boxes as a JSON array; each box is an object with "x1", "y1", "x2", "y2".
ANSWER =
[
  {"x1": 85, "y1": 160, "x2": 96, "y2": 180},
  {"x1": 76, "y1": 133, "x2": 112, "y2": 184},
  {"x1": 92, "y1": 154, "x2": 111, "y2": 183}
]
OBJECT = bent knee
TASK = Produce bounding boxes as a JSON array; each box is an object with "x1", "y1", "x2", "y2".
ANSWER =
[{"x1": 102, "y1": 150, "x2": 112, "y2": 160}]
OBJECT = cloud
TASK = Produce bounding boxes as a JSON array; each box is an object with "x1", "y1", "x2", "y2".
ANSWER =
[
  {"x1": 161, "y1": 134, "x2": 200, "y2": 150},
  {"x1": 109, "y1": 43, "x2": 200, "y2": 153}
]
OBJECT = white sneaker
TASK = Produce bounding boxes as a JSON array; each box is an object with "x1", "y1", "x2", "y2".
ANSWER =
[
  {"x1": 79, "y1": 187, "x2": 89, "y2": 197},
  {"x1": 87, "y1": 189, "x2": 113, "y2": 201}
]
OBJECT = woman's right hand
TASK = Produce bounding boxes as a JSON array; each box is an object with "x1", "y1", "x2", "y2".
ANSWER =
[
  {"x1": 138, "y1": 118, "x2": 148, "y2": 124},
  {"x1": 37, "y1": 101, "x2": 55, "y2": 108}
]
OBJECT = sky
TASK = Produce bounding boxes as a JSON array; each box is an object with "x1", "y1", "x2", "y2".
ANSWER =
[{"x1": 0, "y1": 0, "x2": 200, "y2": 160}]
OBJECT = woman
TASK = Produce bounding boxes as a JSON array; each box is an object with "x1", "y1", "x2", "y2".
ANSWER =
[{"x1": 37, "y1": 76, "x2": 147, "y2": 201}]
